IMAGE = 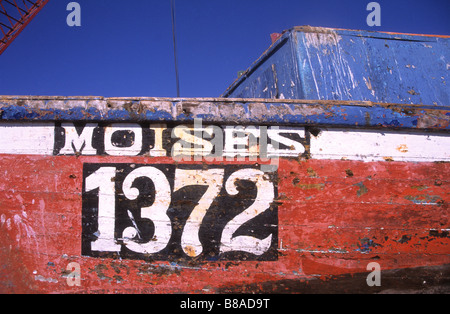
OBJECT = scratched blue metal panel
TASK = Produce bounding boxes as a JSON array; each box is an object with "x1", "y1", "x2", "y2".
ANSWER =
[
  {"x1": 223, "y1": 27, "x2": 450, "y2": 108},
  {"x1": 224, "y1": 31, "x2": 301, "y2": 100},
  {"x1": 227, "y1": 34, "x2": 302, "y2": 99}
]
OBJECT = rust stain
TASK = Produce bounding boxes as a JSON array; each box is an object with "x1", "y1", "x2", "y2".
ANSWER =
[
  {"x1": 407, "y1": 89, "x2": 419, "y2": 96},
  {"x1": 410, "y1": 185, "x2": 428, "y2": 191},
  {"x1": 416, "y1": 111, "x2": 450, "y2": 129},
  {"x1": 396, "y1": 144, "x2": 409, "y2": 153},
  {"x1": 184, "y1": 246, "x2": 197, "y2": 258},
  {"x1": 293, "y1": 179, "x2": 325, "y2": 190},
  {"x1": 306, "y1": 167, "x2": 318, "y2": 178}
]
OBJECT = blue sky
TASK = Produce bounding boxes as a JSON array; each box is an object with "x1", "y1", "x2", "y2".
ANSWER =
[{"x1": 0, "y1": 0, "x2": 449, "y2": 98}]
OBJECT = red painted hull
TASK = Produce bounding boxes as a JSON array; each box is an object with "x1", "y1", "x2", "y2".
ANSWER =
[{"x1": 1, "y1": 155, "x2": 448, "y2": 293}]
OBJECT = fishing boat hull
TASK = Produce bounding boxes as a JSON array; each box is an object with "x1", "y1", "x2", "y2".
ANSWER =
[{"x1": 0, "y1": 96, "x2": 448, "y2": 294}]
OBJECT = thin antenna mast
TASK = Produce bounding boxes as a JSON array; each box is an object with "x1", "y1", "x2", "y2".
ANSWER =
[{"x1": 170, "y1": 0, "x2": 180, "y2": 97}]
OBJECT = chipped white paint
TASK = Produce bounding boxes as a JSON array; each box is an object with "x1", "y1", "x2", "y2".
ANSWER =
[
  {"x1": 301, "y1": 34, "x2": 321, "y2": 99},
  {"x1": 0, "y1": 122, "x2": 54, "y2": 155},
  {"x1": 302, "y1": 30, "x2": 360, "y2": 101},
  {"x1": 0, "y1": 209, "x2": 37, "y2": 247},
  {"x1": 310, "y1": 129, "x2": 450, "y2": 162},
  {"x1": 303, "y1": 29, "x2": 342, "y2": 49},
  {"x1": 34, "y1": 274, "x2": 58, "y2": 283}
]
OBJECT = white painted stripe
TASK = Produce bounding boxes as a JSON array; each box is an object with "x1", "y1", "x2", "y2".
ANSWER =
[
  {"x1": 310, "y1": 129, "x2": 450, "y2": 162},
  {"x1": 0, "y1": 122, "x2": 448, "y2": 163},
  {"x1": 0, "y1": 122, "x2": 55, "y2": 155}
]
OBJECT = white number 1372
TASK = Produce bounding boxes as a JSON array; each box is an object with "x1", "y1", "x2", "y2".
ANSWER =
[{"x1": 84, "y1": 165, "x2": 276, "y2": 259}]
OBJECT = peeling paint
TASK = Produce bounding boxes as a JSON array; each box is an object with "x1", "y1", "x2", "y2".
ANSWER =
[
  {"x1": 354, "y1": 182, "x2": 369, "y2": 197},
  {"x1": 34, "y1": 275, "x2": 58, "y2": 284},
  {"x1": 223, "y1": 27, "x2": 450, "y2": 110},
  {"x1": 0, "y1": 154, "x2": 448, "y2": 293},
  {"x1": 303, "y1": 28, "x2": 342, "y2": 49},
  {"x1": 1, "y1": 96, "x2": 449, "y2": 131}
]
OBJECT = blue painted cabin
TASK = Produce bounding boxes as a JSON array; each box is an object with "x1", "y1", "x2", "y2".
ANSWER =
[{"x1": 222, "y1": 26, "x2": 449, "y2": 108}]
